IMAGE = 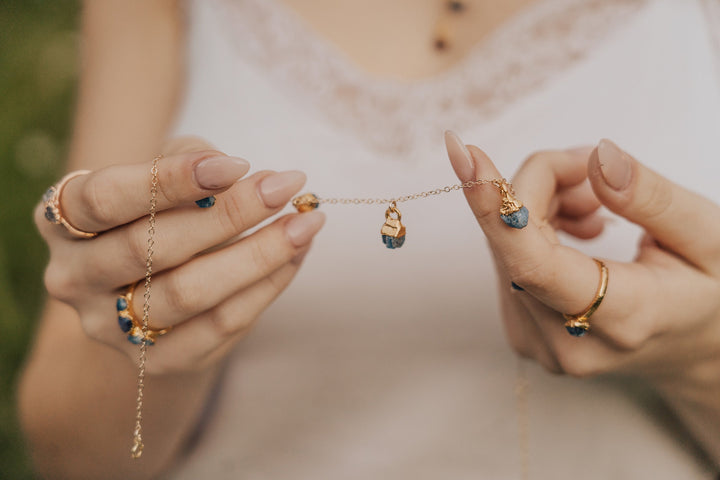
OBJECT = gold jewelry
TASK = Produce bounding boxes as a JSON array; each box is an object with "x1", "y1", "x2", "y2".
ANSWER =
[
  {"x1": 292, "y1": 177, "x2": 529, "y2": 249},
  {"x1": 42, "y1": 170, "x2": 98, "y2": 239},
  {"x1": 117, "y1": 281, "x2": 172, "y2": 345},
  {"x1": 563, "y1": 258, "x2": 608, "y2": 337},
  {"x1": 130, "y1": 154, "x2": 162, "y2": 459}
]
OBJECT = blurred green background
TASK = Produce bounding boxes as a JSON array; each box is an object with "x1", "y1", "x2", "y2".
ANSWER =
[{"x1": 1, "y1": 1, "x2": 80, "y2": 478}]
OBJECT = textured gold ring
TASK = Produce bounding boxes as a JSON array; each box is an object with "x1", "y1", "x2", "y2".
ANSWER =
[
  {"x1": 563, "y1": 258, "x2": 608, "y2": 337},
  {"x1": 116, "y1": 281, "x2": 172, "y2": 345},
  {"x1": 42, "y1": 170, "x2": 98, "y2": 239}
]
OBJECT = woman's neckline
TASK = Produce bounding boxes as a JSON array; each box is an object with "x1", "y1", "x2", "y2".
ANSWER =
[
  {"x1": 214, "y1": 0, "x2": 649, "y2": 156},
  {"x1": 267, "y1": 0, "x2": 542, "y2": 83}
]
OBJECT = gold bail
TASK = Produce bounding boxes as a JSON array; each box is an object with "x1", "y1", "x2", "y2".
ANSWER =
[{"x1": 495, "y1": 179, "x2": 523, "y2": 216}]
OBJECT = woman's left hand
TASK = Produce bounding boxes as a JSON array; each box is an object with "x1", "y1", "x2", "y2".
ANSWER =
[{"x1": 444, "y1": 131, "x2": 720, "y2": 383}]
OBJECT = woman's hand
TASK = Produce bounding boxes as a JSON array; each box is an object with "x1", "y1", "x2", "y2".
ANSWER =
[
  {"x1": 445, "y1": 131, "x2": 720, "y2": 378},
  {"x1": 445, "y1": 131, "x2": 720, "y2": 463},
  {"x1": 35, "y1": 137, "x2": 325, "y2": 374}
]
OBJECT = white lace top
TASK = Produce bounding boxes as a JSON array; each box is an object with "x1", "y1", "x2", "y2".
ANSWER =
[{"x1": 166, "y1": 0, "x2": 720, "y2": 478}]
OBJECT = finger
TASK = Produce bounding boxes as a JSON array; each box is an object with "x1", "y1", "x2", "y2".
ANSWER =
[
  {"x1": 133, "y1": 211, "x2": 325, "y2": 329},
  {"x1": 140, "y1": 251, "x2": 307, "y2": 374},
  {"x1": 445, "y1": 131, "x2": 606, "y2": 315},
  {"x1": 512, "y1": 149, "x2": 591, "y2": 220},
  {"x1": 58, "y1": 148, "x2": 250, "y2": 234},
  {"x1": 588, "y1": 139, "x2": 720, "y2": 272},
  {"x1": 556, "y1": 181, "x2": 602, "y2": 218},
  {"x1": 494, "y1": 257, "x2": 562, "y2": 373},
  {"x1": 555, "y1": 213, "x2": 605, "y2": 240},
  {"x1": 514, "y1": 292, "x2": 630, "y2": 378},
  {"x1": 80, "y1": 170, "x2": 307, "y2": 289}
]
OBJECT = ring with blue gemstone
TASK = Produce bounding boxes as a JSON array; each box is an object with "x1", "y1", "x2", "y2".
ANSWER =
[
  {"x1": 117, "y1": 281, "x2": 172, "y2": 345},
  {"x1": 562, "y1": 258, "x2": 608, "y2": 337},
  {"x1": 42, "y1": 170, "x2": 98, "y2": 239}
]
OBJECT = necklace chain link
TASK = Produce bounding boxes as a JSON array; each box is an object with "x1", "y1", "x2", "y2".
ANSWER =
[
  {"x1": 130, "y1": 154, "x2": 161, "y2": 459},
  {"x1": 317, "y1": 178, "x2": 502, "y2": 206}
]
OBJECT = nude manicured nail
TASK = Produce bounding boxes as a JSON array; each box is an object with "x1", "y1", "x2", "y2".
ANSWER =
[
  {"x1": 259, "y1": 171, "x2": 307, "y2": 208},
  {"x1": 286, "y1": 210, "x2": 325, "y2": 247},
  {"x1": 445, "y1": 130, "x2": 475, "y2": 182},
  {"x1": 597, "y1": 139, "x2": 632, "y2": 190},
  {"x1": 194, "y1": 156, "x2": 250, "y2": 189}
]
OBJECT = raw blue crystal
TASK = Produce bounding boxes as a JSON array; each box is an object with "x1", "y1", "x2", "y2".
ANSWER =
[
  {"x1": 500, "y1": 206, "x2": 529, "y2": 229},
  {"x1": 195, "y1": 196, "x2": 216, "y2": 208},
  {"x1": 127, "y1": 333, "x2": 154, "y2": 346},
  {"x1": 128, "y1": 333, "x2": 144, "y2": 344},
  {"x1": 44, "y1": 206, "x2": 58, "y2": 222},
  {"x1": 382, "y1": 234, "x2": 405, "y2": 249},
  {"x1": 118, "y1": 314, "x2": 133, "y2": 333},
  {"x1": 116, "y1": 297, "x2": 128, "y2": 311},
  {"x1": 566, "y1": 326, "x2": 588, "y2": 337},
  {"x1": 42, "y1": 187, "x2": 55, "y2": 203}
]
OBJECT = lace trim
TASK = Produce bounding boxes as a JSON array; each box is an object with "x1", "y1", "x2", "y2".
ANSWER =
[{"x1": 215, "y1": 0, "x2": 647, "y2": 158}]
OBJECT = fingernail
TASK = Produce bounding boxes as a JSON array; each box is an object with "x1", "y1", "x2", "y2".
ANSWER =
[
  {"x1": 511, "y1": 282, "x2": 525, "y2": 291},
  {"x1": 259, "y1": 171, "x2": 307, "y2": 208},
  {"x1": 597, "y1": 139, "x2": 632, "y2": 190},
  {"x1": 445, "y1": 130, "x2": 475, "y2": 182},
  {"x1": 286, "y1": 210, "x2": 325, "y2": 247},
  {"x1": 194, "y1": 156, "x2": 250, "y2": 189}
]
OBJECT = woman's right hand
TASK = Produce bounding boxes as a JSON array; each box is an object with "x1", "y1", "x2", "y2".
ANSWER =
[{"x1": 35, "y1": 137, "x2": 325, "y2": 374}]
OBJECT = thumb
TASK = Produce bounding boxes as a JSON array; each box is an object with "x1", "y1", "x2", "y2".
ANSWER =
[{"x1": 588, "y1": 138, "x2": 720, "y2": 269}]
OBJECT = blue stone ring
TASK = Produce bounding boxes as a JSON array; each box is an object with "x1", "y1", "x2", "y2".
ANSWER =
[
  {"x1": 562, "y1": 258, "x2": 609, "y2": 337},
  {"x1": 42, "y1": 170, "x2": 98, "y2": 239},
  {"x1": 117, "y1": 281, "x2": 172, "y2": 345}
]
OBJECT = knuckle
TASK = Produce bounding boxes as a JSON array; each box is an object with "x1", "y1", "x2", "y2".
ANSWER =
[
  {"x1": 521, "y1": 150, "x2": 555, "y2": 171},
  {"x1": 249, "y1": 238, "x2": 276, "y2": 274},
  {"x1": 208, "y1": 309, "x2": 238, "y2": 338},
  {"x1": 81, "y1": 173, "x2": 115, "y2": 226},
  {"x1": 505, "y1": 257, "x2": 549, "y2": 291},
  {"x1": 554, "y1": 349, "x2": 608, "y2": 378},
  {"x1": 602, "y1": 320, "x2": 650, "y2": 352},
  {"x1": 156, "y1": 163, "x2": 182, "y2": 205},
  {"x1": 43, "y1": 263, "x2": 77, "y2": 302},
  {"x1": 218, "y1": 192, "x2": 250, "y2": 235},
  {"x1": 125, "y1": 224, "x2": 152, "y2": 272},
  {"x1": 164, "y1": 273, "x2": 200, "y2": 315},
  {"x1": 630, "y1": 176, "x2": 673, "y2": 220}
]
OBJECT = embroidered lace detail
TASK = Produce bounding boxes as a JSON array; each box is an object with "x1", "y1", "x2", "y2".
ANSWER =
[{"x1": 215, "y1": 0, "x2": 647, "y2": 159}]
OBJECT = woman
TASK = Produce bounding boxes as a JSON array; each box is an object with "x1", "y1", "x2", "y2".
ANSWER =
[{"x1": 18, "y1": 0, "x2": 720, "y2": 478}]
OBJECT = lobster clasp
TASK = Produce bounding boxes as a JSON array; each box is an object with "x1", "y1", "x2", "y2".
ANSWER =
[{"x1": 380, "y1": 203, "x2": 406, "y2": 249}]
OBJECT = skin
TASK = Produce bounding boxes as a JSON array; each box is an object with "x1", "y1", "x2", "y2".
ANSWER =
[
  {"x1": 16, "y1": 1, "x2": 720, "y2": 478},
  {"x1": 446, "y1": 132, "x2": 720, "y2": 467}
]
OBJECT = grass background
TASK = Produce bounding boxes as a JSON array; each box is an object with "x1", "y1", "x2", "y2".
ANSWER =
[{"x1": 0, "y1": 1, "x2": 81, "y2": 478}]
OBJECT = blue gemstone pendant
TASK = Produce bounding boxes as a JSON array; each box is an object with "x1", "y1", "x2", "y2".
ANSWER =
[
  {"x1": 380, "y1": 203, "x2": 406, "y2": 249},
  {"x1": 565, "y1": 325, "x2": 589, "y2": 337},
  {"x1": 501, "y1": 206, "x2": 529, "y2": 229},
  {"x1": 495, "y1": 179, "x2": 529, "y2": 229}
]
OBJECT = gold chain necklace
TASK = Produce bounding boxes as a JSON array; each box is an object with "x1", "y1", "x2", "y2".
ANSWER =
[
  {"x1": 130, "y1": 159, "x2": 530, "y2": 479},
  {"x1": 293, "y1": 177, "x2": 530, "y2": 479},
  {"x1": 130, "y1": 154, "x2": 160, "y2": 459}
]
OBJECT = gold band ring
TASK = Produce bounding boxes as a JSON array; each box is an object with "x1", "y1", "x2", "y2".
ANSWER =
[
  {"x1": 563, "y1": 258, "x2": 608, "y2": 337},
  {"x1": 42, "y1": 170, "x2": 98, "y2": 239},
  {"x1": 116, "y1": 281, "x2": 172, "y2": 345}
]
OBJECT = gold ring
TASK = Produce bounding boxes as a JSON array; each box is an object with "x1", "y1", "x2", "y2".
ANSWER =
[
  {"x1": 116, "y1": 281, "x2": 172, "y2": 345},
  {"x1": 563, "y1": 258, "x2": 608, "y2": 337},
  {"x1": 42, "y1": 170, "x2": 98, "y2": 239}
]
